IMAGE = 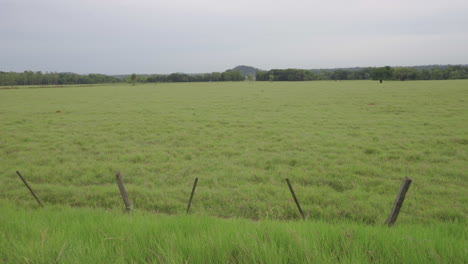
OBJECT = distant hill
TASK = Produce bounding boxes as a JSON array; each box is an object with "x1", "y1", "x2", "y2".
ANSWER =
[{"x1": 231, "y1": 65, "x2": 260, "y2": 77}]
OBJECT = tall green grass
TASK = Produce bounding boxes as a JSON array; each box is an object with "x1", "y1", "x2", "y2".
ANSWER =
[
  {"x1": 1, "y1": 201, "x2": 466, "y2": 263},
  {"x1": 0, "y1": 81, "x2": 467, "y2": 222}
]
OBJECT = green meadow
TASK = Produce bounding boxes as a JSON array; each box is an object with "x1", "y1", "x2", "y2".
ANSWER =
[
  {"x1": 1, "y1": 80, "x2": 467, "y2": 222},
  {"x1": 1, "y1": 80, "x2": 467, "y2": 263}
]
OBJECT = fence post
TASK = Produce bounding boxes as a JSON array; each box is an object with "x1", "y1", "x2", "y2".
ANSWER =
[
  {"x1": 115, "y1": 171, "x2": 131, "y2": 212},
  {"x1": 187, "y1": 178, "x2": 198, "y2": 214},
  {"x1": 16, "y1": 171, "x2": 44, "y2": 207},
  {"x1": 285, "y1": 178, "x2": 305, "y2": 219},
  {"x1": 385, "y1": 177, "x2": 412, "y2": 226}
]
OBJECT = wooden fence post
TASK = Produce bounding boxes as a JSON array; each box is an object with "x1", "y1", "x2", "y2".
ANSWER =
[
  {"x1": 285, "y1": 178, "x2": 305, "y2": 219},
  {"x1": 385, "y1": 177, "x2": 412, "y2": 227},
  {"x1": 115, "y1": 171, "x2": 131, "y2": 212},
  {"x1": 186, "y1": 178, "x2": 198, "y2": 214},
  {"x1": 16, "y1": 171, "x2": 44, "y2": 207}
]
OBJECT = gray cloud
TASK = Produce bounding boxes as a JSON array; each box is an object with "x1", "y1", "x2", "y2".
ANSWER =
[{"x1": 1, "y1": 0, "x2": 467, "y2": 74}]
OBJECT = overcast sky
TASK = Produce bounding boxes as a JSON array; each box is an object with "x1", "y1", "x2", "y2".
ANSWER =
[{"x1": 1, "y1": 0, "x2": 467, "y2": 74}]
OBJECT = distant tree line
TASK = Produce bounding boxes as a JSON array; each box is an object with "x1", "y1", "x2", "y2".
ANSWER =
[
  {"x1": 0, "y1": 69, "x2": 244, "y2": 86},
  {"x1": 2, "y1": 65, "x2": 468, "y2": 86},
  {"x1": 256, "y1": 65, "x2": 468, "y2": 81},
  {"x1": 0, "y1": 71, "x2": 121, "y2": 86}
]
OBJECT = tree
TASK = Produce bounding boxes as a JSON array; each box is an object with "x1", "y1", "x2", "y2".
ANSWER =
[
  {"x1": 371, "y1": 66, "x2": 394, "y2": 82},
  {"x1": 221, "y1": 70, "x2": 232, "y2": 81},
  {"x1": 331, "y1": 70, "x2": 351, "y2": 80},
  {"x1": 421, "y1": 69, "x2": 431, "y2": 80},
  {"x1": 211, "y1": 72, "x2": 221, "y2": 82},
  {"x1": 304, "y1": 71, "x2": 316, "y2": 80},
  {"x1": 255, "y1": 71, "x2": 268, "y2": 81},
  {"x1": 130, "y1": 74, "x2": 137, "y2": 85},
  {"x1": 230, "y1": 70, "x2": 243, "y2": 81},
  {"x1": 430, "y1": 68, "x2": 443, "y2": 80},
  {"x1": 394, "y1": 68, "x2": 419, "y2": 81}
]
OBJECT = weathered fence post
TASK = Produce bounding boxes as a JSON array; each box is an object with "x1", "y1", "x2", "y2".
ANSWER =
[
  {"x1": 16, "y1": 171, "x2": 44, "y2": 207},
  {"x1": 385, "y1": 177, "x2": 412, "y2": 227},
  {"x1": 115, "y1": 171, "x2": 131, "y2": 212},
  {"x1": 186, "y1": 178, "x2": 198, "y2": 214},
  {"x1": 285, "y1": 178, "x2": 305, "y2": 219}
]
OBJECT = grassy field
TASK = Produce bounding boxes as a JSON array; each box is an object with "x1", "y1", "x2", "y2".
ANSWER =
[
  {"x1": 1, "y1": 80, "x2": 467, "y2": 223},
  {"x1": 1, "y1": 202, "x2": 466, "y2": 263}
]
